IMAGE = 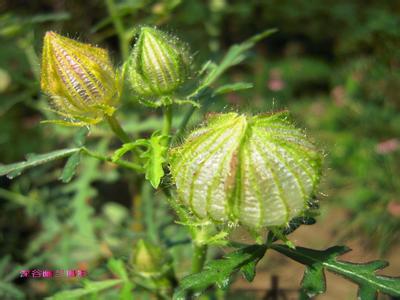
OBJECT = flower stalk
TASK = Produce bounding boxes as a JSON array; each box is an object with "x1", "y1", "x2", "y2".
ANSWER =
[
  {"x1": 105, "y1": 114, "x2": 131, "y2": 144},
  {"x1": 162, "y1": 105, "x2": 172, "y2": 146},
  {"x1": 191, "y1": 244, "x2": 208, "y2": 274},
  {"x1": 105, "y1": 0, "x2": 129, "y2": 61}
]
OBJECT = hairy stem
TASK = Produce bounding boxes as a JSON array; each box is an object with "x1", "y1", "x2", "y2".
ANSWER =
[
  {"x1": 105, "y1": 114, "x2": 131, "y2": 143},
  {"x1": 81, "y1": 147, "x2": 142, "y2": 171},
  {"x1": 105, "y1": 0, "x2": 129, "y2": 60},
  {"x1": 191, "y1": 244, "x2": 208, "y2": 274},
  {"x1": 175, "y1": 106, "x2": 195, "y2": 141},
  {"x1": 162, "y1": 105, "x2": 172, "y2": 145}
]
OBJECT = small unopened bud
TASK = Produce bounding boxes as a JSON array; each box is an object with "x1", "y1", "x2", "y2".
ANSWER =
[
  {"x1": 170, "y1": 112, "x2": 322, "y2": 231},
  {"x1": 131, "y1": 239, "x2": 169, "y2": 277},
  {"x1": 41, "y1": 32, "x2": 119, "y2": 125},
  {"x1": 127, "y1": 27, "x2": 190, "y2": 97}
]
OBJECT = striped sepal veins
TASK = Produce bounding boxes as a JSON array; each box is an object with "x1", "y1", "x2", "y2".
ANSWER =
[
  {"x1": 169, "y1": 112, "x2": 322, "y2": 231},
  {"x1": 128, "y1": 27, "x2": 190, "y2": 98},
  {"x1": 41, "y1": 32, "x2": 119, "y2": 125}
]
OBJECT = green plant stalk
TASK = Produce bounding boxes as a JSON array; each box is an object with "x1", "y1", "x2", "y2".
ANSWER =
[
  {"x1": 162, "y1": 105, "x2": 172, "y2": 145},
  {"x1": 191, "y1": 244, "x2": 208, "y2": 274},
  {"x1": 21, "y1": 33, "x2": 40, "y2": 80},
  {"x1": 175, "y1": 106, "x2": 195, "y2": 140},
  {"x1": 174, "y1": 94, "x2": 213, "y2": 143},
  {"x1": 0, "y1": 187, "x2": 31, "y2": 206},
  {"x1": 81, "y1": 147, "x2": 142, "y2": 171},
  {"x1": 105, "y1": 114, "x2": 131, "y2": 143},
  {"x1": 105, "y1": 0, "x2": 129, "y2": 61},
  {"x1": 142, "y1": 181, "x2": 158, "y2": 243},
  {"x1": 161, "y1": 103, "x2": 209, "y2": 274}
]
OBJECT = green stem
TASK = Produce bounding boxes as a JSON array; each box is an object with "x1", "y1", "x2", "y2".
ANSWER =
[
  {"x1": 0, "y1": 187, "x2": 31, "y2": 206},
  {"x1": 142, "y1": 181, "x2": 158, "y2": 243},
  {"x1": 191, "y1": 244, "x2": 208, "y2": 274},
  {"x1": 81, "y1": 147, "x2": 142, "y2": 172},
  {"x1": 174, "y1": 106, "x2": 195, "y2": 141},
  {"x1": 105, "y1": 0, "x2": 129, "y2": 60},
  {"x1": 162, "y1": 105, "x2": 172, "y2": 145},
  {"x1": 105, "y1": 114, "x2": 130, "y2": 143},
  {"x1": 21, "y1": 33, "x2": 40, "y2": 80}
]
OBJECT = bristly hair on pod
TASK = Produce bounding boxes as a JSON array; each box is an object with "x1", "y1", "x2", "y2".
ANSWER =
[
  {"x1": 40, "y1": 31, "x2": 121, "y2": 126},
  {"x1": 127, "y1": 26, "x2": 191, "y2": 99},
  {"x1": 169, "y1": 111, "x2": 322, "y2": 234}
]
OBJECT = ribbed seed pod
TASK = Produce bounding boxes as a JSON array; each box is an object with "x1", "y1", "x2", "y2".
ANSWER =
[
  {"x1": 169, "y1": 112, "x2": 321, "y2": 230},
  {"x1": 41, "y1": 32, "x2": 119, "y2": 125},
  {"x1": 127, "y1": 27, "x2": 190, "y2": 97}
]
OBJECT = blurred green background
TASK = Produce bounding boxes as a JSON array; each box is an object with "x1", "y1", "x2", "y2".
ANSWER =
[{"x1": 0, "y1": 0, "x2": 399, "y2": 299}]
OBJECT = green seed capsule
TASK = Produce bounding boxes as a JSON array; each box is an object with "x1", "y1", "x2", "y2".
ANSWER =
[
  {"x1": 127, "y1": 27, "x2": 190, "y2": 97},
  {"x1": 41, "y1": 32, "x2": 119, "y2": 125},
  {"x1": 169, "y1": 112, "x2": 321, "y2": 230}
]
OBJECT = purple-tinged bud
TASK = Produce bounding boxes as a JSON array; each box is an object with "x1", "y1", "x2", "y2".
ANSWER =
[{"x1": 41, "y1": 32, "x2": 119, "y2": 125}]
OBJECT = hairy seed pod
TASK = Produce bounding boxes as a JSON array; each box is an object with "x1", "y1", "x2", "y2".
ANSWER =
[
  {"x1": 41, "y1": 32, "x2": 119, "y2": 125},
  {"x1": 127, "y1": 27, "x2": 190, "y2": 97},
  {"x1": 170, "y1": 112, "x2": 321, "y2": 230}
]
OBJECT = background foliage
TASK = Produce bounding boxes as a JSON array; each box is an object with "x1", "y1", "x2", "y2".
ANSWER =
[{"x1": 0, "y1": 0, "x2": 399, "y2": 299}]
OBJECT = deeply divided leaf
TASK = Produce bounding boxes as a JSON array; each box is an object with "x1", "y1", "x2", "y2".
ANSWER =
[
  {"x1": 214, "y1": 82, "x2": 253, "y2": 95},
  {"x1": 271, "y1": 244, "x2": 400, "y2": 299},
  {"x1": 173, "y1": 244, "x2": 267, "y2": 299},
  {"x1": 140, "y1": 133, "x2": 168, "y2": 188},
  {"x1": 191, "y1": 29, "x2": 277, "y2": 97},
  {"x1": 111, "y1": 134, "x2": 167, "y2": 188},
  {"x1": 59, "y1": 151, "x2": 81, "y2": 183},
  {"x1": 47, "y1": 279, "x2": 122, "y2": 300},
  {"x1": 0, "y1": 148, "x2": 81, "y2": 179}
]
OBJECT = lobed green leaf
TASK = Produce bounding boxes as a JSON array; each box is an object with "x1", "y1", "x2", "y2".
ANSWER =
[
  {"x1": 112, "y1": 133, "x2": 167, "y2": 188},
  {"x1": 0, "y1": 148, "x2": 81, "y2": 179},
  {"x1": 271, "y1": 244, "x2": 400, "y2": 299},
  {"x1": 190, "y1": 28, "x2": 277, "y2": 98},
  {"x1": 173, "y1": 244, "x2": 267, "y2": 299},
  {"x1": 140, "y1": 133, "x2": 168, "y2": 188},
  {"x1": 47, "y1": 279, "x2": 123, "y2": 300},
  {"x1": 59, "y1": 152, "x2": 81, "y2": 183},
  {"x1": 214, "y1": 82, "x2": 253, "y2": 95}
]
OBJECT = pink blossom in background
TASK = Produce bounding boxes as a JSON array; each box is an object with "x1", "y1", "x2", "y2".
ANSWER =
[
  {"x1": 226, "y1": 92, "x2": 241, "y2": 104},
  {"x1": 267, "y1": 68, "x2": 285, "y2": 91},
  {"x1": 376, "y1": 138, "x2": 399, "y2": 154},
  {"x1": 331, "y1": 85, "x2": 347, "y2": 107},
  {"x1": 387, "y1": 200, "x2": 400, "y2": 217},
  {"x1": 310, "y1": 100, "x2": 326, "y2": 116}
]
